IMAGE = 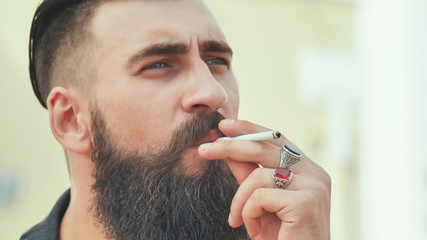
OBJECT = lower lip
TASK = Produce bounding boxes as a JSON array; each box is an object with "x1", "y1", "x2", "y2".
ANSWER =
[{"x1": 196, "y1": 129, "x2": 221, "y2": 146}]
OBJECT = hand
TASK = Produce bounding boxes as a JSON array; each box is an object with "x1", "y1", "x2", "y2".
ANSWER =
[{"x1": 198, "y1": 119, "x2": 331, "y2": 240}]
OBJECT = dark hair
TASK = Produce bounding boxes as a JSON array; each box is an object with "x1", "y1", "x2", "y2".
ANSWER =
[{"x1": 29, "y1": 0, "x2": 101, "y2": 108}]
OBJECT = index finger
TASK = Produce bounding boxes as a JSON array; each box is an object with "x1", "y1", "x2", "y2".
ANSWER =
[
  {"x1": 198, "y1": 139, "x2": 280, "y2": 168},
  {"x1": 219, "y1": 119, "x2": 285, "y2": 147}
]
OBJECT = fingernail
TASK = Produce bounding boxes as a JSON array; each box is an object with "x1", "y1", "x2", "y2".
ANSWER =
[
  {"x1": 199, "y1": 143, "x2": 212, "y2": 151},
  {"x1": 221, "y1": 119, "x2": 235, "y2": 126},
  {"x1": 228, "y1": 212, "x2": 232, "y2": 225}
]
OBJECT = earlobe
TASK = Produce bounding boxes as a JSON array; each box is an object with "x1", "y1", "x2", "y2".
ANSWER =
[{"x1": 47, "y1": 87, "x2": 92, "y2": 154}]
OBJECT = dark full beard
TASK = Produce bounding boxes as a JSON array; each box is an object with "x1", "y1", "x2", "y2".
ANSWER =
[{"x1": 90, "y1": 108, "x2": 249, "y2": 240}]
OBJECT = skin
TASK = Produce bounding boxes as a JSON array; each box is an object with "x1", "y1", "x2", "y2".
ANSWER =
[
  {"x1": 199, "y1": 120, "x2": 331, "y2": 239},
  {"x1": 46, "y1": 0, "x2": 331, "y2": 239}
]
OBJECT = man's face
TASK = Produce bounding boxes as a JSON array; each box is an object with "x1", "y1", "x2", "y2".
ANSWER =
[
  {"x1": 90, "y1": 0, "x2": 239, "y2": 173},
  {"x1": 85, "y1": 1, "x2": 247, "y2": 238}
]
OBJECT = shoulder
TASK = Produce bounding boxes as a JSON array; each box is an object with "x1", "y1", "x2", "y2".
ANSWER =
[{"x1": 20, "y1": 190, "x2": 70, "y2": 240}]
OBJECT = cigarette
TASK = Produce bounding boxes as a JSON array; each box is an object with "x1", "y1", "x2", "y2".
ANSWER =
[{"x1": 217, "y1": 131, "x2": 281, "y2": 141}]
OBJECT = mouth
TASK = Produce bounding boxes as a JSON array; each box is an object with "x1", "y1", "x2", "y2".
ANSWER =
[{"x1": 193, "y1": 129, "x2": 223, "y2": 148}]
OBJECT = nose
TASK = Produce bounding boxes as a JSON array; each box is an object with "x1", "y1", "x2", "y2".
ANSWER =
[{"x1": 182, "y1": 58, "x2": 228, "y2": 113}]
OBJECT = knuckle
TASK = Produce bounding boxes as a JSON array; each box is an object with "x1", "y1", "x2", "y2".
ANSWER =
[
  {"x1": 218, "y1": 139, "x2": 233, "y2": 148},
  {"x1": 307, "y1": 176, "x2": 331, "y2": 205},
  {"x1": 315, "y1": 183, "x2": 330, "y2": 205},
  {"x1": 252, "y1": 188, "x2": 268, "y2": 200},
  {"x1": 294, "y1": 191, "x2": 318, "y2": 212},
  {"x1": 232, "y1": 194, "x2": 246, "y2": 209},
  {"x1": 258, "y1": 142, "x2": 276, "y2": 152},
  {"x1": 249, "y1": 167, "x2": 265, "y2": 179},
  {"x1": 241, "y1": 204, "x2": 251, "y2": 219},
  {"x1": 303, "y1": 192, "x2": 318, "y2": 207},
  {"x1": 317, "y1": 168, "x2": 332, "y2": 193},
  {"x1": 313, "y1": 165, "x2": 332, "y2": 191},
  {"x1": 237, "y1": 119, "x2": 252, "y2": 127},
  {"x1": 323, "y1": 171, "x2": 332, "y2": 190}
]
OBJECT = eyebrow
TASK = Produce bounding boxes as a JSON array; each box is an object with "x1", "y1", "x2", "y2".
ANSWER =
[
  {"x1": 127, "y1": 42, "x2": 188, "y2": 69},
  {"x1": 201, "y1": 40, "x2": 233, "y2": 56},
  {"x1": 127, "y1": 40, "x2": 233, "y2": 69}
]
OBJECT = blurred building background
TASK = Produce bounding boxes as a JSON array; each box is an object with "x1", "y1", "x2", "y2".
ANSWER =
[{"x1": 0, "y1": 0, "x2": 425, "y2": 239}]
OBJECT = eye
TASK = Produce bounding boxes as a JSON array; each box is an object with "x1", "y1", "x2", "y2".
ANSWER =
[
  {"x1": 136, "y1": 60, "x2": 175, "y2": 79},
  {"x1": 145, "y1": 62, "x2": 168, "y2": 70},
  {"x1": 206, "y1": 58, "x2": 228, "y2": 66}
]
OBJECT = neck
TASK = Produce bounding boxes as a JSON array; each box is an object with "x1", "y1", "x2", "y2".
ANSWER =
[{"x1": 60, "y1": 152, "x2": 106, "y2": 240}]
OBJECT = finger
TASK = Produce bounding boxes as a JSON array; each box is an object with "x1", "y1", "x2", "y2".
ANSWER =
[
  {"x1": 242, "y1": 188, "x2": 299, "y2": 238},
  {"x1": 199, "y1": 140, "x2": 280, "y2": 168},
  {"x1": 219, "y1": 119, "x2": 271, "y2": 136},
  {"x1": 229, "y1": 169, "x2": 307, "y2": 228},
  {"x1": 225, "y1": 159, "x2": 258, "y2": 184},
  {"x1": 228, "y1": 168, "x2": 273, "y2": 228},
  {"x1": 219, "y1": 119, "x2": 285, "y2": 147},
  {"x1": 217, "y1": 119, "x2": 316, "y2": 171},
  {"x1": 218, "y1": 119, "x2": 311, "y2": 167},
  {"x1": 199, "y1": 139, "x2": 322, "y2": 181}
]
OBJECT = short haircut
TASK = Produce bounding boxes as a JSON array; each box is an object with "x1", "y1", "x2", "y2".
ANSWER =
[{"x1": 29, "y1": 0, "x2": 106, "y2": 108}]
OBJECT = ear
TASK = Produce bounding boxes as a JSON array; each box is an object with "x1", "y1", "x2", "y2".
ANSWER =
[{"x1": 47, "y1": 87, "x2": 92, "y2": 154}]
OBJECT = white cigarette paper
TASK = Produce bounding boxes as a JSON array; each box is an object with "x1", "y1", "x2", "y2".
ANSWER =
[{"x1": 217, "y1": 131, "x2": 281, "y2": 141}]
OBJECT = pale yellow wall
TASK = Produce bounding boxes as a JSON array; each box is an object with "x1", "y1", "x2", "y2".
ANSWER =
[
  {"x1": 0, "y1": 1, "x2": 71, "y2": 240},
  {"x1": 0, "y1": 1, "x2": 355, "y2": 239},
  {"x1": 206, "y1": 0, "x2": 354, "y2": 147}
]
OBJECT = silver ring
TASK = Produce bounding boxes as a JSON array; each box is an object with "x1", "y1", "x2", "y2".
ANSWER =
[
  {"x1": 272, "y1": 167, "x2": 293, "y2": 189},
  {"x1": 279, "y1": 144, "x2": 302, "y2": 168}
]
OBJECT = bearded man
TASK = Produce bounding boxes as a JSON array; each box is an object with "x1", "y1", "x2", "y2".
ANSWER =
[{"x1": 21, "y1": 0, "x2": 331, "y2": 239}]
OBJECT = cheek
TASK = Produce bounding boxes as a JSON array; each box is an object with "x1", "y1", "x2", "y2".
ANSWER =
[
  {"x1": 95, "y1": 88, "x2": 179, "y2": 151},
  {"x1": 102, "y1": 106, "x2": 176, "y2": 150},
  {"x1": 226, "y1": 92, "x2": 239, "y2": 119},
  {"x1": 221, "y1": 76, "x2": 240, "y2": 118}
]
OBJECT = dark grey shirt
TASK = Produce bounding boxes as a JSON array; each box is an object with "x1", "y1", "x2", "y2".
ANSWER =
[{"x1": 20, "y1": 190, "x2": 70, "y2": 240}]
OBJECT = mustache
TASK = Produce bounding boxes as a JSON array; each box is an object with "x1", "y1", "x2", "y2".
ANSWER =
[
  {"x1": 166, "y1": 111, "x2": 225, "y2": 156},
  {"x1": 90, "y1": 109, "x2": 226, "y2": 173}
]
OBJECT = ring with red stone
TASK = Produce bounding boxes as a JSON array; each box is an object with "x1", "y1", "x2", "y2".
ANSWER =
[{"x1": 272, "y1": 167, "x2": 293, "y2": 189}]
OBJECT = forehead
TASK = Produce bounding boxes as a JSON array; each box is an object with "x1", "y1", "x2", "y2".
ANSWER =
[{"x1": 90, "y1": 0, "x2": 226, "y2": 51}]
